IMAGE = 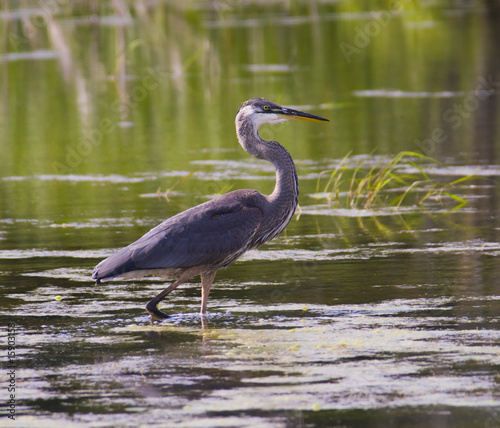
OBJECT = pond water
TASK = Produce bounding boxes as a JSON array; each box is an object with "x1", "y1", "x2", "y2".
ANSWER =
[{"x1": 1, "y1": 1, "x2": 500, "y2": 427}]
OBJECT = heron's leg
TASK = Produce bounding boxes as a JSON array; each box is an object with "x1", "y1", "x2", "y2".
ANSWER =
[
  {"x1": 200, "y1": 271, "x2": 217, "y2": 316},
  {"x1": 146, "y1": 267, "x2": 205, "y2": 322},
  {"x1": 146, "y1": 279, "x2": 183, "y2": 321}
]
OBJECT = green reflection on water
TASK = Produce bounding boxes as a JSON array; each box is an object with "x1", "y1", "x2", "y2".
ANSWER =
[{"x1": 1, "y1": 0, "x2": 499, "y2": 178}]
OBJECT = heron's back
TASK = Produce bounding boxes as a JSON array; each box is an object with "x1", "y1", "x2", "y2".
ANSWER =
[{"x1": 92, "y1": 189, "x2": 270, "y2": 283}]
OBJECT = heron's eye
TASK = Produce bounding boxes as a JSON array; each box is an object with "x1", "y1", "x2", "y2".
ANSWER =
[{"x1": 263, "y1": 105, "x2": 270, "y2": 111}]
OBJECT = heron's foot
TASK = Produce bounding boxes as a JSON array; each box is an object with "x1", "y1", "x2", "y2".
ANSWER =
[{"x1": 146, "y1": 301, "x2": 169, "y2": 322}]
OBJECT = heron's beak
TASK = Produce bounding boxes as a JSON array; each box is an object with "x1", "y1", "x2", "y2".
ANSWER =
[{"x1": 276, "y1": 107, "x2": 329, "y2": 123}]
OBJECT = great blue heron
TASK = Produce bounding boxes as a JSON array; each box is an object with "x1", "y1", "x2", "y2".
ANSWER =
[{"x1": 92, "y1": 98, "x2": 328, "y2": 321}]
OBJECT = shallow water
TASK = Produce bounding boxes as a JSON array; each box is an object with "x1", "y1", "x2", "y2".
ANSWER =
[
  {"x1": 1, "y1": 160, "x2": 500, "y2": 427},
  {"x1": 2, "y1": 1, "x2": 500, "y2": 427}
]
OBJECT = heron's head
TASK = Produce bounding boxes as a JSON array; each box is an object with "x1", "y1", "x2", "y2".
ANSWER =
[{"x1": 236, "y1": 98, "x2": 329, "y2": 131}]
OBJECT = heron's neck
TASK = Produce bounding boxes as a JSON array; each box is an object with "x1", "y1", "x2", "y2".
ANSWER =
[
  {"x1": 266, "y1": 141, "x2": 299, "y2": 206},
  {"x1": 236, "y1": 123, "x2": 298, "y2": 208}
]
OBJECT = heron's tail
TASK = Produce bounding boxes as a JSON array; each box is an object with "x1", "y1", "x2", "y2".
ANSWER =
[{"x1": 92, "y1": 248, "x2": 137, "y2": 284}]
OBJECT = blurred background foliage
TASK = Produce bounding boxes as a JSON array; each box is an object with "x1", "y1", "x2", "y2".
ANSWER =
[
  {"x1": 1, "y1": 0, "x2": 499, "y2": 174},
  {"x1": 0, "y1": 0, "x2": 499, "y2": 233}
]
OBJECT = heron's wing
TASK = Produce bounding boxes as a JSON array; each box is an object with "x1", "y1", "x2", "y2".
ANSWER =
[
  {"x1": 131, "y1": 203, "x2": 263, "y2": 268},
  {"x1": 93, "y1": 193, "x2": 263, "y2": 281}
]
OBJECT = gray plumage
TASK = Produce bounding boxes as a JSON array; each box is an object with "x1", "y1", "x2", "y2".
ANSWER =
[{"x1": 92, "y1": 98, "x2": 328, "y2": 321}]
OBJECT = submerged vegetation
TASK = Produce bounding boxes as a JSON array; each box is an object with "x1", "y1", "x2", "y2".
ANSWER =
[{"x1": 315, "y1": 151, "x2": 474, "y2": 211}]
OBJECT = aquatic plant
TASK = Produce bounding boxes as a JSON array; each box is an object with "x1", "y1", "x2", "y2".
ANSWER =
[{"x1": 316, "y1": 151, "x2": 473, "y2": 210}]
